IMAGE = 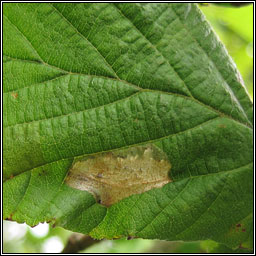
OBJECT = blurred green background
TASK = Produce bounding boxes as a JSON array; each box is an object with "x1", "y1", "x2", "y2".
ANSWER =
[
  {"x1": 3, "y1": 3, "x2": 253, "y2": 254},
  {"x1": 200, "y1": 3, "x2": 253, "y2": 99}
]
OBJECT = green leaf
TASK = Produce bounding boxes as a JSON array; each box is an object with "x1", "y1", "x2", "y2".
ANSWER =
[
  {"x1": 3, "y1": 3, "x2": 253, "y2": 249},
  {"x1": 201, "y1": 240, "x2": 253, "y2": 254},
  {"x1": 211, "y1": 3, "x2": 252, "y2": 8}
]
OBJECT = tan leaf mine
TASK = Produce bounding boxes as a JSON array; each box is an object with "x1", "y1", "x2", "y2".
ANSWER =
[{"x1": 65, "y1": 144, "x2": 172, "y2": 206}]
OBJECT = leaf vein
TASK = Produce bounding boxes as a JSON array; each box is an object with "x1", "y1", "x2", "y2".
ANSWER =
[
  {"x1": 49, "y1": 4, "x2": 119, "y2": 80},
  {"x1": 170, "y1": 4, "x2": 251, "y2": 127}
]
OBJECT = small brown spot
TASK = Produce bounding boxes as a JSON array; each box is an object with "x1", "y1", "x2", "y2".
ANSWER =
[
  {"x1": 236, "y1": 223, "x2": 241, "y2": 228},
  {"x1": 242, "y1": 228, "x2": 246, "y2": 232},
  {"x1": 41, "y1": 170, "x2": 47, "y2": 175},
  {"x1": 11, "y1": 92, "x2": 18, "y2": 99},
  {"x1": 48, "y1": 218, "x2": 57, "y2": 228},
  {"x1": 10, "y1": 174, "x2": 14, "y2": 179},
  {"x1": 6, "y1": 213, "x2": 14, "y2": 221}
]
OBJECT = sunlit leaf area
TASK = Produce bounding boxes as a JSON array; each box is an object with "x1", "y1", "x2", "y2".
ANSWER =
[{"x1": 3, "y1": 3, "x2": 253, "y2": 253}]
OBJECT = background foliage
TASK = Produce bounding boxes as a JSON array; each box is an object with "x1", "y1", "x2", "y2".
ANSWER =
[{"x1": 3, "y1": 3, "x2": 253, "y2": 253}]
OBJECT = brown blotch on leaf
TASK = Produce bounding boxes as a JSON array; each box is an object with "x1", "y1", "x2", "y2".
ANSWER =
[
  {"x1": 236, "y1": 223, "x2": 241, "y2": 228},
  {"x1": 11, "y1": 92, "x2": 18, "y2": 99},
  {"x1": 65, "y1": 144, "x2": 172, "y2": 206},
  {"x1": 5, "y1": 213, "x2": 13, "y2": 221},
  {"x1": 242, "y1": 228, "x2": 246, "y2": 232}
]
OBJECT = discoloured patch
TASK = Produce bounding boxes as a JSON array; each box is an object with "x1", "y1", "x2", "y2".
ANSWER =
[
  {"x1": 65, "y1": 144, "x2": 171, "y2": 206},
  {"x1": 5, "y1": 213, "x2": 13, "y2": 221},
  {"x1": 11, "y1": 92, "x2": 18, "y2": 99},
  {"x1": 5, "y1": 217, "x2": 13, "y2": 221},
  {"x1": 218, "y1": 124, "x2": 227, "y2": 128},
  {"x1": 239, "y1": 243, "x2": 248, "y2": 249}
]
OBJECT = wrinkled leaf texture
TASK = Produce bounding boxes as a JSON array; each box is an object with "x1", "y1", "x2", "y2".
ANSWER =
[{"x1": 3, "y1": 3, "x2": 253, "y2": 249}]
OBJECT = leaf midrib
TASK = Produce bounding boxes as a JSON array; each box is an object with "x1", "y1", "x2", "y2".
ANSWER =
[
  {"x1": 3, "y1": 55, "x2": 252, "y2": 130},
  {"x1": 3, "y1": 61, "x2": 252, "y2": 131}
]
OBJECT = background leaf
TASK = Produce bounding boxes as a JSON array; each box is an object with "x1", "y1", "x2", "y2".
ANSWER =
[{"x1": 3, "y1": 3, "x2": 253, "y2": 250}]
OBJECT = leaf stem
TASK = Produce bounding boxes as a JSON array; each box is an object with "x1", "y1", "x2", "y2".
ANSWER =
[{"x1": 62, "y1": 233, "x2": 101, "y2": 253}]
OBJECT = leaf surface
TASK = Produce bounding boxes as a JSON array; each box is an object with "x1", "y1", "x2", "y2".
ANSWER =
[{"x1": 3, "y1": 3, "x2": 253, "y2": 248}]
